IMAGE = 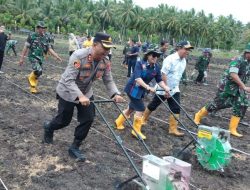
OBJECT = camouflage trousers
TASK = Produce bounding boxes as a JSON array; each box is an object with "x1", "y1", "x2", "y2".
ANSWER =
[
  {"x1": 205, "y1": 90, "x2": 249, "y2": 118},
  {"x1": 29, "y1": 57, "x2": 44, "y2": 77}
]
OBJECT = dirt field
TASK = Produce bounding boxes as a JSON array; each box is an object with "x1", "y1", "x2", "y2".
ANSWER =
[{"x1": 0, "y1": 36, "x2": 249, "y2": 190}]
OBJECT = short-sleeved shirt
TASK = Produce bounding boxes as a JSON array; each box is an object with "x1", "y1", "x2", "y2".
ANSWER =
[
  {"x1": 56, "y1": 48, "x2": 120, "y2": 103},
  {"x1": 6, "y1": 40, "x2": 17, "y2": 47},
  {"x1": 0, "y1": 32, "x2": 8, "y2": 51},
  {"x1": 129, "y1": 45, "x2": 139, "y2": 60},
  {"x1": 83, "y1": 40, "x2": 93, "y2": 48},
  {"x1": 218, "y1": 56, "x2": 250, "y2": 96},
  {"x1": 156, "y1": 52, "x2": 186, "y2": 96},
  {"x1": 124, "y1": 60, "x2": 162, "y2": 99}
]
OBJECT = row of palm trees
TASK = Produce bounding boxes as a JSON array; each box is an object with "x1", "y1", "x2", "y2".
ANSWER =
[{"x1": 0, "y1": 0, "x2": 249, "y2": 49}]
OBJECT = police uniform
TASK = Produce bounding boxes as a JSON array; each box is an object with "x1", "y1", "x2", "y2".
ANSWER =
[
  {"x1": 194, "y1": 44, "x2": 250, "y2": 137},
  {"x1": 43, "y1": 32, "x2": 120, "y2": 161}
]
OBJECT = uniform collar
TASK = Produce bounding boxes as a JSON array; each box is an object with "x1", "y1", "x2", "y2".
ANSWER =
[
  {"x1": 146, "y1": 61, "x2": 156, "y2": 69},
  {"x1": 174, "y1": 52, "x2": 185, "y2": 61}
]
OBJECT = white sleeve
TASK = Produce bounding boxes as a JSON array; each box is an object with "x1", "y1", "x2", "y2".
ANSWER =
[{"x1": 161, "y1": 57, "x2": 172, "y2": 75}]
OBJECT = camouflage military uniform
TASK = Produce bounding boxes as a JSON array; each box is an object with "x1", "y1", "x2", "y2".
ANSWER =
[
  {"x1": 5, "y1": 40, "x2": 17, "y2": 56},
  {"x1": 157, "y1": 48, "x2": 168, "y2": 68},
  {"x1": 195, "y1": 55, "x2": 210, "y2": 83},
  {"x1": 206, "y1": 56, "x2": 250, "y2": 118},
  {"x1": 25, "y1": 32, "x2": 51, "y2": 76}
]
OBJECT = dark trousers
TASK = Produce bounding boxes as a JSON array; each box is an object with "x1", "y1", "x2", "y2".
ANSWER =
[
  {"x1": 127, "y1": 58, "x2": 136, "y2": 77},
  {"x1": 196, "y1": 70, "x2": 204, "y2": 83},
  {"x1": 0, "y1": 50, "x2": 4, "y2": 70},
  {"x1": 122, "y1": 56, "x2": 128, "y2": 65},
  {"x1": 49, "y1": 96, "x2": 95, "y2": 141},
  {"x1": 147, "y1": 92, "x2": 181, "y2": 114}
]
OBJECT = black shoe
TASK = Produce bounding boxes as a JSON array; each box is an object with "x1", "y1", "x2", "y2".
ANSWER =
[
  {"x1": 43, "y1": 121, "x2": 54, "y2": 144},
  {"x1": 68, "y1": 139, "x2": 86, "y2": 162}
]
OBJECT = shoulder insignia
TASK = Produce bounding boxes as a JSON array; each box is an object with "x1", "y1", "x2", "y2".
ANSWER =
[{"x1": 74, "y1": 60, "x2": 81, "y2": 69}]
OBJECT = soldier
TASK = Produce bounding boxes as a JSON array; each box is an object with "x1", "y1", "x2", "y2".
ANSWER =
[
  {"x1": 194, "y1": 43, "x2": 250, "y2": 137},
  {"x1": 5, "y1": 39, "x2": 17, "y2": 56},
  {"x1": 48, "y1": 32, "x2": 55, "y2": 50},
  {"x1": 203, "y1": 50, "x2": 213, "y2": 85},
  {"x1": 19, "y1": 21, "x2": 62, "y2": 93},
  {"x1": 43, "y1": 32, "x2": 124, "y2": 161},
  {"x1": 142, "y1": 41, "x2": 194, "y2": 136},
  {"x1": 121, "y1": 41, "x2": 130, "y2": 68},
  {"x1": 194, "y1": 48, "x2": 211, "y2": 85}
]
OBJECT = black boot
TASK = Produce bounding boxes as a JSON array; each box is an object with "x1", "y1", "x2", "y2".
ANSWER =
[
  {"x1": 68, "y1": 139, "x2": 86, "y2": 162},
  {"x1": 43, "y1": 121, "x2": 54, "y2": 144}
]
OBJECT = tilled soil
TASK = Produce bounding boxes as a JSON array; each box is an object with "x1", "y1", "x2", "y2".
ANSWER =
[{"x1": 0, "y1": 36, "x2": 249, "y2": 190}]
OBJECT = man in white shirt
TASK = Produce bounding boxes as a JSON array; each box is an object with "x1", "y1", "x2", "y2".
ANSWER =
[{"x1": 142, "y1": 41, "x2": 194, "y2": 136}]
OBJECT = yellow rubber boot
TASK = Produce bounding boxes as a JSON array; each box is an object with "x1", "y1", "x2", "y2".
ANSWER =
[
  {"x1": 131, "y1": 116, "x2": 146, "y2": 140},
  {"x1": 142, "y1": 108, "x2": 152, "y2": 125},
  {"x1": 168, "y1": 114, "x2": 184, "y2": 136},
  {"x1": 194, "y1": 107, "x2": 208, "y2": 125},
  {"x1": 115, "y1": 113, "x2": 127, "y2": 130},
  {"x1": 30, "y1": 87, "x2": 38, "y2": 93},
  {"x1": 229, "y1": 116, "x2": 243, "y2": 137},
  {"x1": 28, "y1": 71, "x2": 38, "y2": 93}
]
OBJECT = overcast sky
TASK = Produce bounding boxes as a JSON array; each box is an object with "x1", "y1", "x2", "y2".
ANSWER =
[{"x1": 133, "y1": 0, "x2": 249, "y2": 24}]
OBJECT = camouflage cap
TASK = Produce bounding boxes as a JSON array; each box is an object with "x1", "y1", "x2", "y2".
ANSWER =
[
  {"x1": 244, "y1": 43, "x2": 250, "y2": 53},
  {"x1": 176, "y1": 41, "x2": 194, "y2": 49},
  {"x1": 36, "y1": 21, "x2": 47, "y2": 28},
  {"x1": 144, "y1": 49, "x2": 162, "y2": 57}
]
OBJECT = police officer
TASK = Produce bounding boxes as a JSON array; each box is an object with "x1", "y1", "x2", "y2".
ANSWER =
[
  {"x1": 19, "y1": 21, "x2": 62, "y2": 93},
  {"x1": 115, "y1": 49, "x2": 170, "y2": 140},
  {"x1": 194, "y1": 43, "x2": 250, "y2": 137},
  {"x1": 43, "y1": 32, "x2": 124, "y2": 161},
  {"x1": 143, "y1": 41, "x2": 194, "y2": 137}
]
